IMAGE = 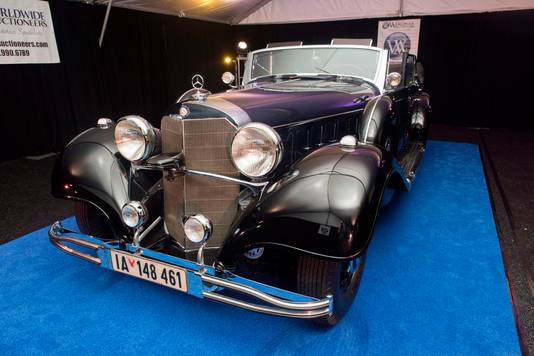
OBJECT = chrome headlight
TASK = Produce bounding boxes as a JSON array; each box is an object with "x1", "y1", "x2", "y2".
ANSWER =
[
  {"x1": 183, "y1": 214, "x2": 213, "y2": 243},
  {"x1": 231, "y1": 123, "x2": 282, "y2": 178},
  {"x1": 114, "y1": 115, "x2": 159, "y2": 161},
  {"x1": 121, "y1": 201, "x2": 148, "y2": 228}
]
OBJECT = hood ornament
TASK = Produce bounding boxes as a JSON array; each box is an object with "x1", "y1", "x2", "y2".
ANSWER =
[
  {"x1": 192, "y1": 74, "x2": 204, "y2": 89},
  {"x1": 191, "y1": 74, "x2": 208, "y2": 101}
]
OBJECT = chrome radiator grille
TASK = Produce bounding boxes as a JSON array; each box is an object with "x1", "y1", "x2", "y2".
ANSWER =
[{"x1": 161, "y1": 115, "x2": 240, "y2": 250}]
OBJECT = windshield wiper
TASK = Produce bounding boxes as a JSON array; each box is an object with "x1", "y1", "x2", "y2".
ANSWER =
[
  {"x1": 296, "y1": 74, "x2": 337, "y2": 80},
  {"x1": 254, "y1": 61, "x2": 271, "y2": 75},
  {"x1": 312, "y1": 49, "x2": 338, "y2": 76},
  {"x1": 314, "y1": 66, "x2": 332, "y2": 74}
]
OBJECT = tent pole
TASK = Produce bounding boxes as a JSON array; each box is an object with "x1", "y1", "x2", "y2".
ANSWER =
[{"x1": 99, "y1": 0, "x2": 113, "y2": 48}]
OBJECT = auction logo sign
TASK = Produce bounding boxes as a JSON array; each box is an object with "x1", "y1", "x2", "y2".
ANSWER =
[
  {"x1": 377, "y1": 19, "x2": 420, "y2": 62},
  {"x1": 0, "y1": 0, "x2": 59, "y2": 64}
]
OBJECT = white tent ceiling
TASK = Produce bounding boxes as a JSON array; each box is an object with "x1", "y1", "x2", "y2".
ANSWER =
[{"x1": 92, "y1": 0, "x2": 534, "y2": 24}]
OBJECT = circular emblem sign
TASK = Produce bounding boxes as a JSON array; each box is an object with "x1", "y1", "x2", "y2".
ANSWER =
[
  {"x1": 191, "y1": 74, "x2": 204, "y2": 89},
  {"x1": 244, "y1": 247, "x2": 264, "y2": 260},
  {"x1": 384, "y1": 32, "x2": 411, "y2": 60}
]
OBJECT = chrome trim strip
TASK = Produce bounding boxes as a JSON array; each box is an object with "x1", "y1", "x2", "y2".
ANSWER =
[
  {"x1": 183, "y1": 169, "x2": 268, "y2": 191},
  {"x1": 188, "y1": 96, "x2": 251, "y2": 127},
  {"x1": 201, "y1": 274, "x2": 330, "y2": 311},
  {"x1": 131, "y1": 163, "x2": 267, "y2": 193},
  {"x1": 203, "y1": 292, "x2": 330, "y2": 318},
  {"x1": 49, "y1": 222, "x2": 102, "y2": 265},
  {"x1": 272, "y1": 108, "x2": 364, "y2": 129},
  {"x1": 362, "y1": 96, "x2": 381, "y2": 142},
  {"x1": 177, "y1": 88, "x2": 211, "y2": 103},
  {"x1": 48, "y1": 221, "x2": 333, "y2": 319}
]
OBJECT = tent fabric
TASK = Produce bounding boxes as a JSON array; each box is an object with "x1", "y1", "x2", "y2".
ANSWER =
[
  {"x1": 94, "y1": 0, "x2": 268, "y2": 24},
  {"x1": 403, "y1": 0, "x2": 534, "y2": 17},
  {"x1": 240, "y1": 0, "x2": 402, "y2": 24},
  {"x1": 239, "y1": 0, "x2": 534, "y2": 24},
  {"x1": 93, "y1": 0, "x2": 534, "y2": 24}
]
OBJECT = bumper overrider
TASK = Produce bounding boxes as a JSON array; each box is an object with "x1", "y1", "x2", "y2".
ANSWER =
[{"x1": 48, "y1": 221, "x2": 333, "y2": 319}]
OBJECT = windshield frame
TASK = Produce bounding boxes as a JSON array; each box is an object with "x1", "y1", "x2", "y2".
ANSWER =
[{"x1": 242, "y1": 45, "x2": 389, "y2": 92}]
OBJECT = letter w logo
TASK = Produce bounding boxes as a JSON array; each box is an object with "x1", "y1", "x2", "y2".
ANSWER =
[{"x1": 387, "y1": 39, "x2": 407, "y2": 55}]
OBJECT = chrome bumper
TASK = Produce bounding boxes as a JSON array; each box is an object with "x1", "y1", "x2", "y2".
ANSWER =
[{"x1": 48, "y1": 221, "x2": 332, "y2": 319}]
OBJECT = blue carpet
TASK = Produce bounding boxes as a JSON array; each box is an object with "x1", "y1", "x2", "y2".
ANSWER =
[{"x1": 0, "y1": 141, "x2": 520, "y2": 355}]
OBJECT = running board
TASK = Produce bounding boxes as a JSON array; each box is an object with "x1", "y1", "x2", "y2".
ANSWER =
[{"x1": 399, "y1": 142, "x2": 425, "y2": 182}]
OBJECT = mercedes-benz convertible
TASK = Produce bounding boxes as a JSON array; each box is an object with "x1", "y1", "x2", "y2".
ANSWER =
[{"x1": 49, "y1": 41, "x2": 430, "y2": 325}]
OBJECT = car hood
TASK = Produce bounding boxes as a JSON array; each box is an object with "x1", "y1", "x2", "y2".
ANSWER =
[{"x1": 206, "y1": 79, "x2": 377, "y2": 127}]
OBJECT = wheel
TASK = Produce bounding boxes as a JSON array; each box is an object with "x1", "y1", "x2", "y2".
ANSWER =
[
  {"x1": 74, "y1": 202, "x2": 114, "y2": 240},
  {"x1": 297, "y1": 253, "x2": 366, "y2": 326}
]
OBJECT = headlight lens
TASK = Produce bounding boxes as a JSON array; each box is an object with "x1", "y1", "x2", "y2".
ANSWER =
[
  {"x1": 114, "y1": 115, "x2": 158, "y2": 161},
  {"x1": 183, "y1": 214, "x2": 213, "y2": 243},
  {"x1": 121, "y1": 201, "x2": 147, "y2": 228},
  {"x1": 231, "y1": 123, "x2": 282, "y2": 178}
]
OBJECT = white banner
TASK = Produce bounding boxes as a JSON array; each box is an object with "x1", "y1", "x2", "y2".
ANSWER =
[
  {"x1": 0, "y1": 0, "x2": 59, "y2": 64},
  {"x1": 377, "y1": 18, "x2": 420, "y2": 62}
]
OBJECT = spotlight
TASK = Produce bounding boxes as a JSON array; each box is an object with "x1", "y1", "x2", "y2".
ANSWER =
[
  {"x1": 237, "y1": 41, "x2": 247, "y2": 50},
  {"x1": 224, "y1": 56, "x2": 232, "y2": 65},
  {"x1": 221, "y1": 71, "x2": 235, "y2": 85},
  {"x1": 183, "y1": 214, "x2": 212, "y2": 243},
  {"x1": 121, "y1": 201, "x2": 148, "y2": 228}
]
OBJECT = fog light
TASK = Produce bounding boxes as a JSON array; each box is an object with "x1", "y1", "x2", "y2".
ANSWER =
[
  {"x1": 121, "y1": 201, "x2": 147, "y2": 228},
  {"x1": 183, "y1": 214, "x2": 212, "y2": 243}
]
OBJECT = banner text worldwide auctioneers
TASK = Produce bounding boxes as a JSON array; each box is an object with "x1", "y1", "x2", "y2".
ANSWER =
[{"x1": 0, "y1": 0, "x2": 59, "y2": 64}]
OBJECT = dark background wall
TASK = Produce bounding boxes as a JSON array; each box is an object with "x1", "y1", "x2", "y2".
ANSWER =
[
  {"x1": 0, "y1": 1, "x2": 234, "y2": 161},
  {"x1": 1, "y1": 2, "x2": 533, "y2": 161},
  {"x1": 234, "y1": 9, "x2": 534, "y2": 130}
]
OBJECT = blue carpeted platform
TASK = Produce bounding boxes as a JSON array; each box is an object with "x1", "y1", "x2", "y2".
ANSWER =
[{"x1": 0, "y1": 141, "x2": 520, "y2": 355}]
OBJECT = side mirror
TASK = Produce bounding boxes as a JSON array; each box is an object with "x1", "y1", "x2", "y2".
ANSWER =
[
  {"x1": 386, "y1": 72, "x2": 402, "y2": 90},
  {"x1": 221, "y1": 72, "x2": 236, "y2": 88}
]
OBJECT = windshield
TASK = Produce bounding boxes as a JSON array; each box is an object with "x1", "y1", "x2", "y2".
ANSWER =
[{"x1": 249, "y1": 47, "x2": 381, "y2": 82}]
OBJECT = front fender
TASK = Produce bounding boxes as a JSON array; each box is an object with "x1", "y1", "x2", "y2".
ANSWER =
[
  {"x1": 218, "y1": 142, "x2": 389, "y2": 264},
  {"x1": 51, "y1": 127, "x2": 131, "y2": 236}
]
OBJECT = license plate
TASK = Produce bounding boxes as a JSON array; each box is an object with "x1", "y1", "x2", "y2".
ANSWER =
[{"x1": 110, "y1": 250, "x2": 188, "y2": 292}]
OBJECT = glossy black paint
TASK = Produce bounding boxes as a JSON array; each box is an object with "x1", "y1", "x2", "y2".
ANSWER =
[
  {"x1": 218, "y1": 143, "x2": 390, "y2": 264},
  {"x1": 215, "y1": 83, "x2": 428, "y2": 263},
  {"x1": 51, "y1": 66, "x2": 429, "y2": 268},
  {"x1": 217, "y1": 83, "x2": 374, "y2": 127},
  {"x1": 167, "y1": 78, "x2": 375, "y2": 127},
  {"x1": 50, "y1": 126, "x2": 161, "y2": 238}
]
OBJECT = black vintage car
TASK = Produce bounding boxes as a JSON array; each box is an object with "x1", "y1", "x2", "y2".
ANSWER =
[{"x1": 49, "y1": 42, "x2": 430, "y2": 325}]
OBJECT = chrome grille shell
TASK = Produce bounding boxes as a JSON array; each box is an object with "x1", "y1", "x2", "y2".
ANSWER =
[{"x1": 161, "y1": 115, "x2": 240, "y2": 250}]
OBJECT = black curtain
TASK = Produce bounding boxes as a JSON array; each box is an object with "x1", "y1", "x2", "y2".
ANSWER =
[
  {"x1": 0, "y1": 1, "x2": 233, "y2": 161},
  {"x1": 233, "y1": 10, "x2": 534, "y2": 129},
  {"x1": 2, "y1": 3, "x2": 533, "y2": 161}
]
